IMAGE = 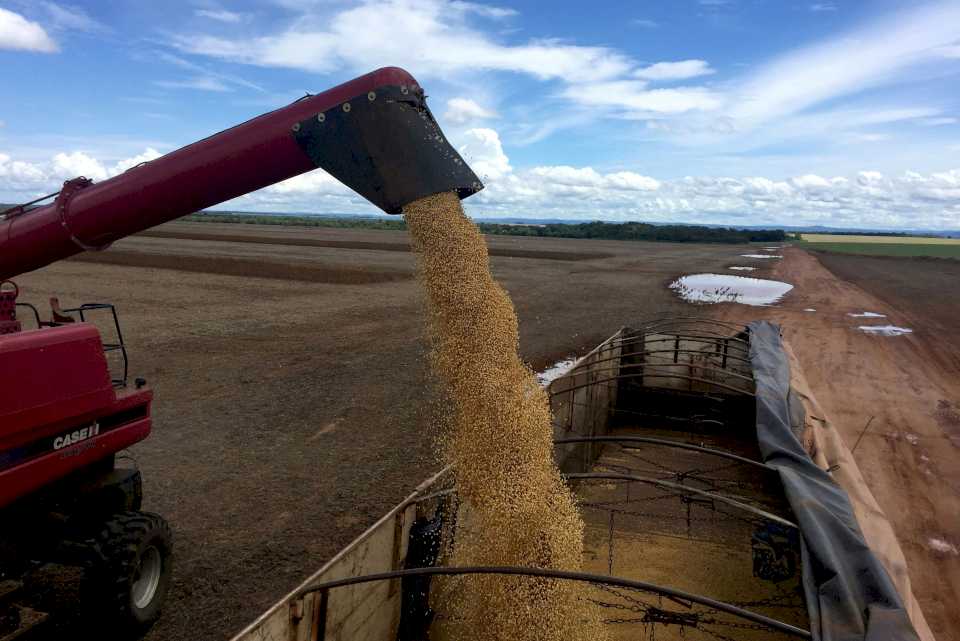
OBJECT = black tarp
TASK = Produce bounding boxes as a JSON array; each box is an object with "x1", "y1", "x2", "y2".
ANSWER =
[{"x1": 747, "y1": 321, "x2": 920, "y2": 641}]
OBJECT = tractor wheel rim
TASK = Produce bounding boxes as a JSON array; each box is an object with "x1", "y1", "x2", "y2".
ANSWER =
[{"x1": 133, "y1": 545, "x2": 162, "y2": 609}]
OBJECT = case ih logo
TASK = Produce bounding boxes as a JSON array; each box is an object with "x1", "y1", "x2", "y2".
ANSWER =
[{"x1": 53, "y1": 422, "x2": 100, "y2": 451}]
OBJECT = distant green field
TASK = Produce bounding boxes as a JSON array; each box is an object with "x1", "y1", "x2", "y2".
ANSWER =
[
  {"x1": 801, "y1": 233, "x2": 960, "y2": 245},
  {"x1": 798, "y1": 240, "x2": 960, "y2": 258}
]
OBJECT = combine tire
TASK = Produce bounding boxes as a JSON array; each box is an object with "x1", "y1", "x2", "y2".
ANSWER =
[{"x1": 85, "y1": 511, "x2": 173, "y2": 634}]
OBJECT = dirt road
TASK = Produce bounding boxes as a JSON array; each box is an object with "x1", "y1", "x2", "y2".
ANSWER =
[
  {"x1": 13, "y1": 222, "x2": 750, "y2": 641},
  {"x1": 713, "y1": 248, "x2": 960, "y2": 641}
]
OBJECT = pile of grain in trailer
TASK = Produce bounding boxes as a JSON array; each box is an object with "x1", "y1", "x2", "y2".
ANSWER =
[{"x1": 404, "y1": 191, "x2": 605, "y2": 641}]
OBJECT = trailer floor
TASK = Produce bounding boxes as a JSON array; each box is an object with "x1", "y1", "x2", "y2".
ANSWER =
[{"x1": 574, "y1": 424, "x2": 808, "y2": 640}]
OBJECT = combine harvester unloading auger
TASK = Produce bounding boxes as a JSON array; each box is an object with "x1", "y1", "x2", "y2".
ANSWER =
[{"x1": 0, "y1": 67, "x2": 481, "y2": 638}]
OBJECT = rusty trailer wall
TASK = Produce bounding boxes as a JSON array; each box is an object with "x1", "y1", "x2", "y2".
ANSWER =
[
  {"x1": 549, "y1": 328, "x2": 623, "y2": 474},
  {"x1": 549, "y1": 320, "x2": 755, "y2": 474},
  {"x1": 635, "y1": 332, "x2": 753, "y2": 394},
  {"x1": 229, "y1": 469, "x2": 452, "y2": 641},
  {"x1": 619, "y1": 318, "x2": 754, "y2": 397}
]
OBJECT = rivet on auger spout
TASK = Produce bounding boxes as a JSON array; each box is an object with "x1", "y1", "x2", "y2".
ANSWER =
[{"x1": 291, "y1": 84, "x2": 484, "y2": 215}]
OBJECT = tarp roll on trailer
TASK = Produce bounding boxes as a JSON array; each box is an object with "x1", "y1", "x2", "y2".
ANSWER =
[{"x1": 747, "y1": 321, "x2": 921, "y2": 641}]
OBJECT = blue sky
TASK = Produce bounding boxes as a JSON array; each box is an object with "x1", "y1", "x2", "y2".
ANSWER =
[{"x1": 1, "y1": 0, "x2": 959, "y2": 229}]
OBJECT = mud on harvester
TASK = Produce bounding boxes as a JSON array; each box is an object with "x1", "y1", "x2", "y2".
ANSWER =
[{"x1": 0, "y1": 67, "x2": 482, "y2": 639}]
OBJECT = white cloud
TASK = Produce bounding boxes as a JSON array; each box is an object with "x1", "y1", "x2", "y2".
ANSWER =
[
  {"x1": 448, "y1": 2, "x2": 517, "y2": 19},
  {"x1": 632, "y1": 19, "x2": 659, "y2": 29},
  {"x1": 260, "y1": 169, "x2": 349, "y2": 195},
  {"x1": 452, "y1": 160, "x2": 960, "y2": 227},
  {"x1": 791, "y1": 174, "x2": 831, "y2": 190},
  {"x1": 437, "y1": 132, "x2": 954, "y2": 228},
  {"x1": 730, "y1": 3, "x2": 960, "y2": 127},
  {"x1": 677, "y1": 106, "x2": 942, "y2": 153},
  {"x1": 634, "y1": 60, "x2": 715, "y2": 81},
  {"x1": 157, "y1": 51, "x2": 264, "y2": 92},
  {"x1": 51, "y1": 151, "x2": 109, "y2": 181},
  {"x1": 162, "y1": 0, "x2": 960, "y2": 154},
  {"x1": 855, "y1": 108, "x2": 943, "y2": 126},
  {"x1": 0, "y1": 148, "x2": 164, "y2": 195},
  {"x1": 470, "y1": 167, "x2": 960, "y2": 228},
  {"x1": 563, "y1": 81, "x2": 722, "y2": 115},
  {"x1": 195, "y1": 9, "x2": 246, "y2": 23},
  {"x1": 41, "y1": 2, "x2": 106, "y2": 32},
  {"x1": 154, "y1": 77, "x2": 232, "y2": 92},
  {"x1": 606, "y1": 172, "x2": 661, "y2": 191},
  {"x1": 527, "y1": 165, "x2": 660, "y2": 192},
  {"x1": 0, "y1": 7, "x2": 58, "y2": 53},
  {"x1": 530, "y1": 165, "x2": 605, "y2": 187},
  {"x1": 0, "y1": 153, "x2": 47, "y2": 186},
  {"x1": 809, "y1": 3, "x2": 837, "y2": 12},
  {"x1": 457, "y1": 128, "x2": 511, "y2": 180},
  {"x1": 445, "y1": 97, "x2": 497, "y2": 124},
  {"x1": 169, "y1": 0, "x2": 633, "y2": 83},
  {"x1": 919, "y1": 117, "x2": 958, "y2": 126},
  {"x1": 846, "y1": 132, "x2": 891, "y2": 143},
  {"x1": 2, "y1": 144, "x2": 958, "y2": 230},
  {"x1": 110, "y1": 148, "x2": 163, "y2": 174}
]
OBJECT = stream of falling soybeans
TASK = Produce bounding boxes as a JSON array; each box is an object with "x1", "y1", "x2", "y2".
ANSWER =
[{"x1": 403, "y1": 191, "x2": 605, "y2": 641}]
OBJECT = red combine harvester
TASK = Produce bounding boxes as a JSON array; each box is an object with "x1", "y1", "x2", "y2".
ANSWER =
[{"x1": 0, "y1": 67, "x2": 481, "y2": 639}]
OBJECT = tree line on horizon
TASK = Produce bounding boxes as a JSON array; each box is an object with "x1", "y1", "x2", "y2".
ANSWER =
[
  {"x1": 478, "y1": 220, "x2": 786, "y2": 243},
  {"x1": 185, "y1": 212, "x2": 786, "y2": 244}
]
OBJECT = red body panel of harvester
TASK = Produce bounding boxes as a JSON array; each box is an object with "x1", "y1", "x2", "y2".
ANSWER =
[{"x1": 0, "y1": 323, "x2": 152, "y2": 508}]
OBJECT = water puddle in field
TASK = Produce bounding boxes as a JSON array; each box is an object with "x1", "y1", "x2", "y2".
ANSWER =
[
  {"x1": 858, "y1": 325, "x2": 913, "y2": 336},
  {"x1": 848, "y1": 311, "x2": 887, "y2": 318},
  {"x1": 928, "y1": 538, "x2": 959, "y2": 555},
  {"x1": 741, "y1": 254, "x2": 783, "y2": 259},
  {"x1": 762, "y1": 247, "x2": 782, "y2": 251},
  {"x1": 670, "y1": 273, "x2": 794, "y2": 306},
  {"x1": 728, "y1": 266, "x2": 756, "y2": 271},
  {"x1": 537, "y1": 357, "x2": 577, "y2": 387},
  {"x1": 804, "y1": 308, "x2": 817, "y2": 312}
]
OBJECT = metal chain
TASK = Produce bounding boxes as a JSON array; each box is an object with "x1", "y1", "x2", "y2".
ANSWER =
[{"x1": 729, "y1": 589, "x2": 806, "y2": 610}]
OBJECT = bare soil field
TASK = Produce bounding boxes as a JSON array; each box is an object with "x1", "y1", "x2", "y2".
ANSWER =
[
  {"x1": 713, "y1": 248, "x2": 960, "y2": 641},
  {"x1": 812, "y1": 252, "x2": 960, "y2": 374},
  {"x1": 13, "y1": 221, "x2": 752, "y2": 641}
]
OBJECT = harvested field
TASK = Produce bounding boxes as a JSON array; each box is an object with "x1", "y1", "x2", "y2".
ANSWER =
[
  {"x1": 70, "y1": 251, "x2": 413, "y2": 284},
  {"x1": 12, "y1": 221, "x2": 752, "y2": 641},
  {"x1": 137, "y1": 224, "x2": 614, "y2": 261},
  {"x1": 709, "y1": 247, "x2": 960, "y2": 641},
  {"x1": 814, "y1": 253, "x2": 960, "y2": 374},
  {"x1": 801, "y1": 242, "x2": 960, "y2": 258}
]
